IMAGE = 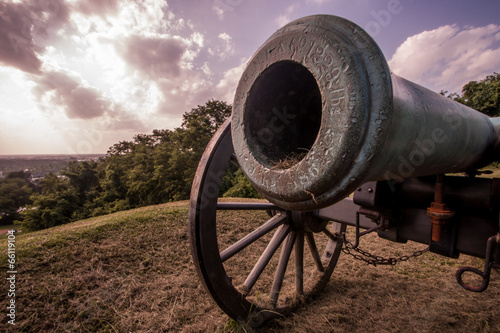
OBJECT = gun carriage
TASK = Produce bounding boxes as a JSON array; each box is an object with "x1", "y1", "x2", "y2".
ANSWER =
[{"x1": 189, "y1": 15, "x2": 500, "y2": 326}]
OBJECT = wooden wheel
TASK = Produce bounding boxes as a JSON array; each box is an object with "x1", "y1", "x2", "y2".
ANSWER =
[{"x1": 189, "y1": 119, "x2": 345, "y2": 326}]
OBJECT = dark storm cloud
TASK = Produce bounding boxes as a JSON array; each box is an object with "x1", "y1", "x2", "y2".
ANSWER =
[
  {"x1": 32, "y1": 70, "x2": 110, "y2": 119},
  {"x1": 116, "y1": 35, "x2": 186, "y2": 79},
  {"x1": 0, "y1": 0, "x2": 70, "y2": 74},
  {"x1": 75, "y1": 0, "x2": 119, "y2": 17}
]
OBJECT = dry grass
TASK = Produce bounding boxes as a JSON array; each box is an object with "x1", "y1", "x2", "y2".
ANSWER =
[
  {"x1": 1, "y1": 200, "x2": 499, "y2": 332},
  {"x1": 271, "y1": 151, "x2": 308, "y2": 169},
  {"x1": 268, "y1": 232, "x2": 500, "y2": 333},
  {"x1": 1, "y1": 203, "x2": 226, "y2": 332}
]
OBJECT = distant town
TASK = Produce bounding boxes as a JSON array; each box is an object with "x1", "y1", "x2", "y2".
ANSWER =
[{"x1": 0, "y1": 154, "x2": 105, "y2": 179}]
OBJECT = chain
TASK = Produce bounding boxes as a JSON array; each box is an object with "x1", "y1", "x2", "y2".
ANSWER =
[{"x1": 337, "y1": 232, "x2": 430, "y2": 266}]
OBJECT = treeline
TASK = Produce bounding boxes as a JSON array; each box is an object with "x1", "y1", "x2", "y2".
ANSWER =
[{"x1": 1, "y1": 100, "x2": 259, "y2": 231}]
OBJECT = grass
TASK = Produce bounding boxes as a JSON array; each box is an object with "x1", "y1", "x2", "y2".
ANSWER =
[
  {"x1": 0, "y1": 225, "x2": 17, "y2": 240},
  {"x1": 0, "y1": 200, "x2": 499, "y2": 332},
  {"x1": 0, "y1": 201, "x2": 226, "y2": 332},
  {"x1": 0, "y1": 224, "x2": 15, "y2": 231},
  {"x1": 271, "y1": 151, "x2": 308, "y2": 169}
]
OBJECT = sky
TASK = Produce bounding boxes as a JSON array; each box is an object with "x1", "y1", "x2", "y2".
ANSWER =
[{"x1": 0, "y1": 0, "x2": 499, "y2": 155}]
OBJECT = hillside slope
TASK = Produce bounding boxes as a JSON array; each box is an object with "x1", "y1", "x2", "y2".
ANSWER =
[{"x1": 1, "y1": 201, "x2": 499, "y2": 332}]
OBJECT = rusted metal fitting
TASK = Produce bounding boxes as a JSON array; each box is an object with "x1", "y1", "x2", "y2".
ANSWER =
[
  {"x1": 427, "y1": 175, "x2": 455, "y2": 242},
  {"x1": 427, "y1": 202, "x2": 455, "y2": 242}
]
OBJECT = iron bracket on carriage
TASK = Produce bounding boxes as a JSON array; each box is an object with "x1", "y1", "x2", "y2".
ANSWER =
[{"x1": 188, "y1": 14, "x2": 500, "y2": 327}]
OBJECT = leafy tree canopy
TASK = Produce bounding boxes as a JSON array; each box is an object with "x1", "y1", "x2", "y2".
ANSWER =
[
  {"x1": 442, "y1": 72, "x2": 500, "y2": 117},
  {"x1": 0, "y1": 172, "x2": 34, "y2": 224}
]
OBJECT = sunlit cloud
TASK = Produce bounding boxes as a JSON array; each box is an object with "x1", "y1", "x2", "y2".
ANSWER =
[
  {"x1": 31, "y1": 68, "x2": 110, "y2": 119},
  {"x1": 74, "y1": 0, "x2": 119, "y2": 17},
  {"x1": 0, "y1": 0, "x2": 224, "y2": 153},
  {"x1": 389, "y1": 24, "x2": 500, "y2": 93}
]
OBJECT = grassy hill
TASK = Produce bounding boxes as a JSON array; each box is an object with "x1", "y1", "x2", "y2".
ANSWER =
[{"x1": 1, "y1": 200, "x2": 499, "y2": 332}]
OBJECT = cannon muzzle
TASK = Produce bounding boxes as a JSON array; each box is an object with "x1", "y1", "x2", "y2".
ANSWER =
[{"x1": 231, "y1": 15, "x2": 500, "y2": 211}]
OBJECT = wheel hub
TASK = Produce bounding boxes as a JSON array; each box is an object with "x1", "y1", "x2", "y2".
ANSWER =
[{"x1": 291, "y1": 211, "x2": 328, "y2": 233}]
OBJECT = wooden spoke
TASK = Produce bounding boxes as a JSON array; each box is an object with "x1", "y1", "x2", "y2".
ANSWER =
[
  {"x1": 242, "y1": 224, "x2": 290, "y2": 296},
  {"x1": 295, "y1": 231, "x2": 305, "y2": 295},
  {"x1": 220, "y1": 213, "x2": 287, "y2": 262},
  {"x1": 270, "y1": 231, "x2": 297, "y2": 307},
  {"x1": 305, "y1": 232, "x2": 324, "y2": 272}
]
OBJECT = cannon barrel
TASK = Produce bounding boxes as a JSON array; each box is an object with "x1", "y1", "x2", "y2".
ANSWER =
[{"x1": 231, "y1": 15, "x2": 500, "y2": 211}]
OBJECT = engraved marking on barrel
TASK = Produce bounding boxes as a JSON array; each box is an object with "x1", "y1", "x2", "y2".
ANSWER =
[
  {"x1": 298, "y1": 36, "x2": 307, "y2": 49},
  {"x1": 299, "y1": 35, "x2": 353, "y2": 120},
  {"x1": 289, "y1": 37, "x2": 297, "y2": 58},
  {"x1": 277, "y1": 40, "x2": 285, "y2": 54},
  {"x1": 307, "y1": 41, "x2": 318, "y2": 58},
  {"x1": 329, "y1": 88, "x2": 345, "y2": 115},
  {"x1": 308, "y1": 40, "x2": 339, "y2": 85}
]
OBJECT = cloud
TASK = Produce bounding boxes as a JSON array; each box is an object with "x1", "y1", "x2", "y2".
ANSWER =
[
  {"x1": 388, "y1": 24, "x2": 500, "y2": 93},
  {"x1": 275, "y1": 3, "x2": 300, "y2": 28},
  {"x1": 0, "y1": 0, "x2": 246, "y2": 154},
  {"x1": 208, "y1": 32, "x2": 236, "y2": 59},
  {"x1": 74, "y1": 0, "x2": 119, "y2": 17},
  {"x1": 0, "y1": 0, "x2": 70, "y2": 74},
  {"x1": 0, "y1": 2, "x2": 41, "y2": 74},
  {"x1": 212, "y1": 0, "x2": 244, "y2": 20},
  {"x1": 215, "y1": 58, "x2": 247, "y2": 103},
  {"x1": 31, "y1": 69, "x2": 111, "y2": 119},
  {"x1": 112, "y1": 29, "x2": 212, "y2": 119},
  {"x1": 115, "y1": 35, "x2": 187, "y2": 79}
]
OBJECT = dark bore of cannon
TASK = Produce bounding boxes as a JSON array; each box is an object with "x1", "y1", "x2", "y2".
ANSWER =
[{"x1": 245, "y1": 61, "x2": 322, "y2": 169}]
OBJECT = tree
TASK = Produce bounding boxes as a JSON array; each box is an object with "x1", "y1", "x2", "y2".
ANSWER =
[
  {"x1": 63, "y1": 160, "x2": 104, "y2": 219},
  {"x1": 97, "y1": 141, "x2": 134, "y2": 213},
  {"x1": 0, "y1": 171, "x2": 35, "y2": 224},
  {"x1": 19, "y1": 173, "x2": 79, "y2": 231},
  {"x1": 223, "y1": 169, "x2": 261, "y2": 199},
  {"x1": 125, "y1": 133, "x2": 158, "y2": 207},
  {"x1": 15, "y1": 99, "x2": 235, "y2": 230},
  {"x1": 444, "y1": 73, "x2": 500, "y2": 117},
  {"x1": 152, "y1": 100, "x2": 232, "y2": 202}
]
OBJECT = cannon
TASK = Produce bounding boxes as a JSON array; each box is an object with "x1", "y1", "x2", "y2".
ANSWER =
[{"x1": 189, "y1": 15, "x2": 500, "y2": 326}]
